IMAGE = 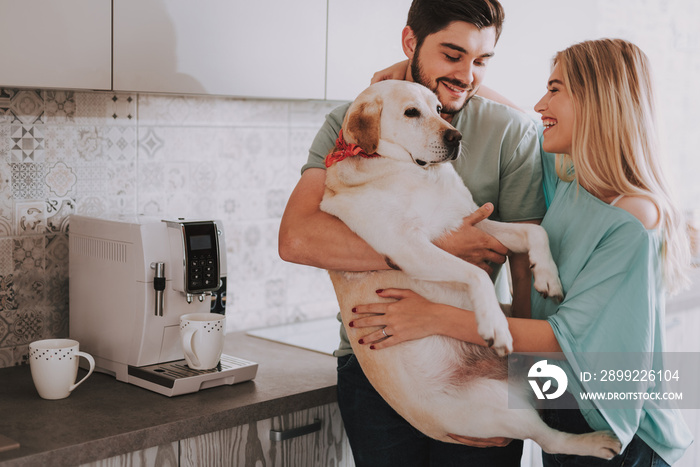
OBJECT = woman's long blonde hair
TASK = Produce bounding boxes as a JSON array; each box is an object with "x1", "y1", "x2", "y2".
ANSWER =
[{"x1": 554, "y1": 38, "x2": 690, "y2": 293}]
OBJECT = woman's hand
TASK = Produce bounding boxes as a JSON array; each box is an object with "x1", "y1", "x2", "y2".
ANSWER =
[
  {"x1": 371, "y1": 60, "x2": 410, "y2": 84},
  {"x1": 349, "y1": 288, "x2": 440, "y2": 349}
]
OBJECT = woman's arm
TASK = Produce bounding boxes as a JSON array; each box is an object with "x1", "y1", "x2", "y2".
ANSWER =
[{"x1": 350, "y1": 288, "x2": 561, "y2": 353}]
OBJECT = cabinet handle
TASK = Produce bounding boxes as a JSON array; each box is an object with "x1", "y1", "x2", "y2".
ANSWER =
[{"x1": 269, "y1": 418, "x2": 321, "y2": 441}]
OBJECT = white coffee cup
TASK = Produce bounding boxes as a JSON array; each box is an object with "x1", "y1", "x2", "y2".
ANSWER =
[
  {"x1": 180, "y1": 313, "x2": 226, "y2": 370},
  {"x1": 29, "y1": 339, "x2": 95, "y2": 400}
]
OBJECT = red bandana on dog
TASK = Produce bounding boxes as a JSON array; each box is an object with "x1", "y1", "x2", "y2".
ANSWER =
[{"x1": 325, "y1": 129, "x2": 381, "y2": 167}]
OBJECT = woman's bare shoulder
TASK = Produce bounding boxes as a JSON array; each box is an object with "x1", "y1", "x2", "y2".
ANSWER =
[{"x1": 614, "y1": 196, "x2": 660, "y2": 229}]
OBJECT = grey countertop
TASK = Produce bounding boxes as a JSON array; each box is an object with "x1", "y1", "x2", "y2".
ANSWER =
[{"x1": 0, "y1": 332, "x2": 338, "y2": 467}]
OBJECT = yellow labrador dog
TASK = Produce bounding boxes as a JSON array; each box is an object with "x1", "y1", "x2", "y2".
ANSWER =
[{"x1": 321, "y1": 80, "x2": 621, "y2": 458}]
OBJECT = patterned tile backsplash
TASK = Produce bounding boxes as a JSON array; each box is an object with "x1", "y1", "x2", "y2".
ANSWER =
[{"x1": 0, "y1": 89, "x2": 343, "y2": 367}]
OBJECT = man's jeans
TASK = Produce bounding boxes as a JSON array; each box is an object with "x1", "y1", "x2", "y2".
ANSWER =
[{"x1": 336, "y1": 353, "x2": 523, "y2": 467}]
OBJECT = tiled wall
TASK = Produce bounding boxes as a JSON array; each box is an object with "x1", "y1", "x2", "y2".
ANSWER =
[
  {"x1": 1, "y1": 0, "x2": 698, "y2": 369},
  {"x1": 0, "y1": 90, "x2": 342, "y2": 367}
]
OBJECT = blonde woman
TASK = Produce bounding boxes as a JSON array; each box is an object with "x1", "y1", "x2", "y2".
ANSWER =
[{"x1": 352, "y1": 38, "x2": 693, "y2": 466}]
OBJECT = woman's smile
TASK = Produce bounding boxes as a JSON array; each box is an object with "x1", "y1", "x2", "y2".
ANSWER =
[{"x1": 535, "y1": 63, "x2": 574, "y2": 154}]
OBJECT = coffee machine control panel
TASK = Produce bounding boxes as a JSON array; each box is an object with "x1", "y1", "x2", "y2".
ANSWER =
[{"x1": 182, "y1": 222, "x2": 220, "y2": 293}]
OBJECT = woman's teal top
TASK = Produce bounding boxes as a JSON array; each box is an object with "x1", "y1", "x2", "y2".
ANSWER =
[{"x1": 531, "y1": 151, "x2": 693, "y2": 464}]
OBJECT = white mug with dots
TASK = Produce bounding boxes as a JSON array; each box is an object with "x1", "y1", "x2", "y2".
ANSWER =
[
  {"x1": 180, "y1": 313, "x2": 226, "y2": 370},
  {"x1": 29, "y1": 339, "x2": 95, "y2": 400}
]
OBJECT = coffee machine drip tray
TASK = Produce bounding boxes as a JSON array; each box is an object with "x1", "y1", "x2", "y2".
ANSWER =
[{"x1": 127, "y1": 354, "x2": 258, "y2": 397}]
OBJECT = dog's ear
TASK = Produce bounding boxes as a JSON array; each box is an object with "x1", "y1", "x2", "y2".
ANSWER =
[{"x1": 344, "y1": 96, "x2": 383, "y2": 154}]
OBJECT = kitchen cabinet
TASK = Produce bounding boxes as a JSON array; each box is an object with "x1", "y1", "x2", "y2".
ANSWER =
[
  {"x1": 79, "y1": 443, "x2": 179, "y2": 467},
  {"x1": 326, "y1": 0, "x2": 413, "y2": 101},
  {"x1": 0, "y1": 0, "x2": 411, "y2": 101},
  {"x1": 113, "y1": 0, "x2": 327, "y2": 99},
  {"x1": 0, "y1": 0, "x2": 111, "y2": 90},
  {"x1": 180, "y1": 403, "x2": 351, "y2": 467},
  {"x1": 78, "y1": 403, "x2": 351, "y2": 467}
]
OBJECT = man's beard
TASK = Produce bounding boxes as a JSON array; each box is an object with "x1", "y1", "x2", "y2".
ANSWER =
[{"x1": 410, "y1": 47, "x2": 473, "y2": 115}]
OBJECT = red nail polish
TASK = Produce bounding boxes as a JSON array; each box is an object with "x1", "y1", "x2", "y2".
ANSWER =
[
  {"x1": 351, "y1": 307, "x2": 357, "y2": 313},
  {"x1": 376, "y1": 289, "x2": 384, "y2": 294},
  {"x1": 358, "y1": 338, "x2": 364, "y2": 344},
  {"x1": 349, "y1": 321, "x2": 354, "y2": 327},
  {"x1": 370, "y1": 345, "x2": 376, "y2": 350}
]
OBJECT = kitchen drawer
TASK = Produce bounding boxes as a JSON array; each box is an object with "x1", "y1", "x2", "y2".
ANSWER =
[
  {"x1": 180, "y1": 402, "x2": 352, "y2": 467},
  {"x1": 77, "y1": 403, "x2": 351, "y2": 467}
]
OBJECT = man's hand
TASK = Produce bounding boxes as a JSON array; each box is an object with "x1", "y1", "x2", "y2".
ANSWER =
[{"x1": 434, "y1": 203, "x2": 509, "y2": 274}]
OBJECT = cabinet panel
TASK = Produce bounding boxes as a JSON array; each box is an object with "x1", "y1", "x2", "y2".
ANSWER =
[
  {"x1": 79, "y1": 442, "x2": 178, "y2": 467},
  {"x1": 0, "y1": 0, "x2": 111, "y2": 90},
  {"x1": 114, "y1": 0, "x2": 327, "y2": 99},
  {"x1": 180, "y1": 403, "x2": 352, "y2": 467},
  {"x1": 326, "y1": 0, "x2": 412, "y2": 101}
]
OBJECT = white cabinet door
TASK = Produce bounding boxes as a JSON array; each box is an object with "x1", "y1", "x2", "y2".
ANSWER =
[
  {"x1": 0, "y1": 0, "x2": 111, "y2": 90},
  {"x1": 113, "y1": 0, "x2": 327, "y2": 99},
  {"x1": 326, "y1": 0, "x2": 412, "y2": 101}
]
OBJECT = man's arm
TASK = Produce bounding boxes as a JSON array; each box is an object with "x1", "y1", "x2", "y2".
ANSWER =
[
  {"x1": 278, "y1": 168, "x2": 509, "y2": 273},
  {"x1": 278, "y1": 168, "x2": 389, "y2": 271}
]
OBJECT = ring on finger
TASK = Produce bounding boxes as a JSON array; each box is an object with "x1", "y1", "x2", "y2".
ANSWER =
[{"x1": 382, "y1": 328, "x2": 390, "y2": 338}]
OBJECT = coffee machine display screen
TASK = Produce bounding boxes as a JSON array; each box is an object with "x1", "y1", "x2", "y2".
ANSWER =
[
  {"x1": 183, "y1": 222, "x2": 219, "y2": 293},
  {"x1": 189, "y1": 234, "x2": 212, "y2": 251}
]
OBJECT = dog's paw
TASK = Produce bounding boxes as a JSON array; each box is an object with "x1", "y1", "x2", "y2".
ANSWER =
[
  {"x1": 477, "y1": 311, "x2": 513, "y2": 356},
  {"x1": 540, "y1": 430, "x2": 621, "y2": 459},
  {"x1": 577, "y1": 431, "x2": 622, "y2": 460},
  {"x1": 532, "y1": 259, "x2": 564, "y2": 302}
]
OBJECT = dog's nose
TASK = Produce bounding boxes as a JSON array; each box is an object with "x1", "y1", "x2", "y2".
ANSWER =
[{"x1": 443, "y1": 129, "x2": 462, "y2": 148}]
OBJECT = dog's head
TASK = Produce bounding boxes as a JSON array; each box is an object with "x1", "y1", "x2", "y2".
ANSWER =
[{"x1": 341, "y1": 80, "x2": 462, "y2": 167}]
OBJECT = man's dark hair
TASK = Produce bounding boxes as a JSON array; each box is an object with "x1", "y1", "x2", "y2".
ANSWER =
[{"x1": 406, "y1": 0, "x2": 505, "y2": 48}]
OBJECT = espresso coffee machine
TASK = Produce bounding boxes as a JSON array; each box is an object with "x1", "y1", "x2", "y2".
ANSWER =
[{"x1": 69, "y1": 215, "x2": 257, "y2": 396}]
